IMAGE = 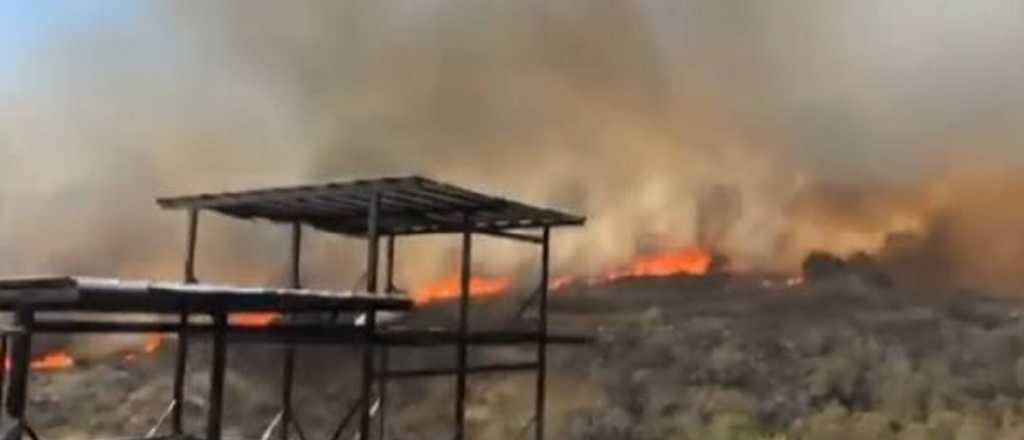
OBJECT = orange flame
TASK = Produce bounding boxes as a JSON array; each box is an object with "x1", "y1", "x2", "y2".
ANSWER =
[
  {"x1": 549, "y1": 275, "x2": 575, "y2": 291},
  {"x1": 143, "y1": 334, "x2": 163, "y2": 353},
  {"x1": 414, "y1": 274, "x2": 512, "y2": 304},
  {"x1": 601, "y1": 246, "x2": 711, "y2": 282},
  {"x1": 232, "y1": 312, "x2": 280, "y2": 326},
  {"x1": 29, "y1": 351, "x2": 75, "y2": 370}
]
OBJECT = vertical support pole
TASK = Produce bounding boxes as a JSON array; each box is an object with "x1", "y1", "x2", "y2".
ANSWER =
[
  {"x1": 454, "y1": 222, "x2": 472, "y2": 440},
  {"x1": 0, "y1": 332, "x2": 8, "y2": 420},
  {"x1": 384, "y1": 235, "x2": 396, "y2": 293},
  {"x1": 173, "y1": 209, "x2": 199, "y2": 434},
  {"x1": 184, "y1": 209, "x2": 200, "y2": 283},
  {"x1": 366, "y1": 194, "x2": 381, "y2": 294},
  {"x1": 206, "y1": 312, "x2": 228, "y2": 440},
  {"x1": 359, "y1": 193, "x2": 381, "y2": 440},
  {"x1": 5, "y1": 308, "x2": 33, "y2": 439},
  {"x1": 358, "y1": 311, "x2": 377, "y2": 440},
  {"x1": 377, "y1": 348, "x2": 389, "y2": 440},
  {"x1": 281, "y1": 222, "x2": 302, "y2": 440},
  {"x1": 535, "y1": 227, "x2": 551, "y2": 440}
]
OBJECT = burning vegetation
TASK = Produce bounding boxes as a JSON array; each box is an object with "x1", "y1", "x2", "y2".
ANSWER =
[{"x1": 21, "y1": 264, "x2": 1024, "y2": 440}]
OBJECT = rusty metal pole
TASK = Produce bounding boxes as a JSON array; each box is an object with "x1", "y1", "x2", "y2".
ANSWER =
[
  {"x1": 454, "y1": 219, "x2": 472, "y2": 440},
  {"x1": 5, "y1": 308, "x2": 33, "y2": 439},
  {"x1": 359, "y1": 193, "x2": 381, "y2": 440},
  {"x1": 206, "y1": 312, "x2": 228, "y2": 440},
  {"x1": 535, "y1": 227, "x2": 550, "y2": 440},
  {"x1": 173, "y1": 208, "x2": 199, "y2": 434},
  {"x1": 281, "y1": 222, "x2": 302, "y2": 440}
]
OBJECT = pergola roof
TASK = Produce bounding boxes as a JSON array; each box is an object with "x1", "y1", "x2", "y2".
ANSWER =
[{"x1": 156, "y1": 176, "x2": 585, "y2": 237}]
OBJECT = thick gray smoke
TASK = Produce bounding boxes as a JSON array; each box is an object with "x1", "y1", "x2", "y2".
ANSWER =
[{"x1": 2, "y1": 1, "x2": 1024, "y2": 292}]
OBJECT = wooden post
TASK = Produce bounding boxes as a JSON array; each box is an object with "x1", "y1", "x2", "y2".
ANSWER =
[
  {"x1": 5, "y1": 308, "x2": 33, "y2": 438},
  {"x1": 359, "y1": 193, "x2": 381, "y2": 440},
  {"x1": 454, "y1": 223, "x2": 472, "y2": 440},
  {"x1": 281, "y1": 222, "x2": 302, "y2": 440},
  {"x1": 535, "y1": 227, "x2": 550, "y2": 440},
  {"x1": 173, "y1": 209, "x2": 199, "y2": 434},
  {"x1": 206, "y1": 312, "x2": 228, "y2": 440}
]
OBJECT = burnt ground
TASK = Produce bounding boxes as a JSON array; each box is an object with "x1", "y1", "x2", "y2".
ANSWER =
[{"x1": 24, "y1": 274, "x2": 1024, "y2": 440}]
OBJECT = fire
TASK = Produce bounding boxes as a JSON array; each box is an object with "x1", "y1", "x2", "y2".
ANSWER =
[
  {"x1": 600, "y1": 246, "x2": 712, "y2": 282},
  {"x1": 549, "y1": 275, "x2": 575, "y2": 291},
  {"x1": 232, "y1": 312, "x2": 280, "y2": 326},
  {"x1": 143, "y1": 334, "x2": 163, "y2": 352},
  {"x1": 29, "y1": 351, "x2": 75, "y2": 370},
  {"x1": 414, "y1": 274, "x2": 512, "y2": 304}
]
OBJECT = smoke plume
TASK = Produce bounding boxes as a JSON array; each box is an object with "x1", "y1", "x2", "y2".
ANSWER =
[{"x1": 2, "y1": 1, "x2": 1024, "y2": 293}]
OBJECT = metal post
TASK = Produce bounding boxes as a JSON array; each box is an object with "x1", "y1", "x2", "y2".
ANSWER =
[
  {"x1": 384, "y1": 235, "x2": 395, "y2": 293},
  {"x1": 207, "y1": 312, "x2": 228, "y2": 440},
  {"x1": 184, "y1": 209, "x2": 199, "y2": 283},
  {"x1": 367, "y1": 194, "x2": 381, "y2": 293},
  {"x1": 358, "y1": 311, "x2": 377, "y2": 440},
  {"x1": 281, "y1": 222, "x2": 302, "y2": 440},
  {"x1": 5, "y1": 308, "x2": 33, "y2": 439},
  {"x1": 377, "y1": 348, "x2": 389, "y2": 440},
  {"x1": 535, "y1": 227, "x2": 551, "y2": 440},
  {"x1": 455, "y1": 224, "x2": 472, "y2": 440},
  {"x1": 173, "y1": 209, "x2": 199, "y2": 434},
  {"x1": 0, "y1": 333, "x2": 8, "y2": 419},
  {"x1": 359, "y1": 193, "x2": 381, "y2": 440}
]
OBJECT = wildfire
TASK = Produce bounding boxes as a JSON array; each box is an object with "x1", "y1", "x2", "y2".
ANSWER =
[
  {"x1": 232, "y1": 312, "x2": 281, "y2": 326},
  {"x1": 143, "y1": 334, "x2": 163, "y2": 352},
  {"x1": 413, "y1": 274, "x2": 512, "y2": 304},
  {"x1": 29, "y1": 351, "x2": 75, "y2": 370},
  {"x1": 600, "y1": 246, "x2": 711, "y2": 282}
]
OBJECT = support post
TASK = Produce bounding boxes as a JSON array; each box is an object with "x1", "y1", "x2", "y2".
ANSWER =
[
  {"x1": 184, "y1": 209, "x2": 199, "y2": 283},
  {"x1": 359, "y1": 193, "x2": 381, "y2": 440},
  {"x1": 5, "y1": 308, "x2": 33, "y2": 439},
  {"x1": 454, "y1": 223, "x2": 472, "y2": 440},
  {"x1": 0, "y1": 333, "x2": 8, "y2": 419},
  {"x1": 384, "y1": 235, "x2": 395, "y2": 293},
  {"x1": 173, "y1": 208, "x2": 199, "y2": 434},
  {"x1": 535, "y1": 227, "x2": 551, "y2": 440},
  {"x1": 366, "y1": 193, "x2": 381, "y2": 294},
  {"x1": 377, "y1": 348, "x2": 389, "y2": 440},
  {"x1": 281, "y1": 222, "x2": 302, "y2": 440},
  {"x1": 358, "y1": 311, "x2": 377, "y2": 440},
  {"x1": 206, "y1": 312, "x2": 228, "y2": 440}
]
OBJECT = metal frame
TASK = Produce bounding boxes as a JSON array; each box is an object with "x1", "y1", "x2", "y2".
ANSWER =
[{"x1": 0, "y1": 177, "x2": 585, "y2": 440}]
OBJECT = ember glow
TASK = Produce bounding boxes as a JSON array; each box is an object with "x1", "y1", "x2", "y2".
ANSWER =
[
  {"x1": 600, "y1": 247, "x2": 712, "y2": 282},
  {"x1": 414, "y1": 274, "x2": 512, "y2": 304}
]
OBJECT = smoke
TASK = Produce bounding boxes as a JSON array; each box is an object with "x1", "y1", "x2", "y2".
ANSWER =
[{"x1": 2, "y1": 1, "x2": 1024, "y2": 292}]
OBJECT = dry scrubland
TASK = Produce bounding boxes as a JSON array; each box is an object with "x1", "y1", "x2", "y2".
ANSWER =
[{"x1": 25, "y1": 274, "x2": 1024, "y2": 440}]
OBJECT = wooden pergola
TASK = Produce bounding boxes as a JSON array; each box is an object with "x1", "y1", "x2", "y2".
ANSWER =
[{"x1": 0, "y1": 176, "x2": 587, "y2": 440}]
